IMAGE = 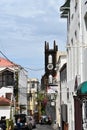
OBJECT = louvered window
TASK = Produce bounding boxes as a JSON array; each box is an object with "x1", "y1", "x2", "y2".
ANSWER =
[{"x1": 0, "y1": 70, "x2": 14, "y2": 87}]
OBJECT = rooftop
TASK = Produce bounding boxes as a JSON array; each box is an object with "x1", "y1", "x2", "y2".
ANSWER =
[
  {"x1": 0, "y1": 57, "x2": 16, "y2": 67},
  {"x1": 0, "y1": 96, "x2": 11, "y2": 106}
]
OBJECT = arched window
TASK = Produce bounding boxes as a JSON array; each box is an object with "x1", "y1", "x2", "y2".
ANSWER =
[
  {"x1": 48, "y1": 55, "x2": 52, "y2": 64},
  {"x1": 49, "y1": 74, "x2": 53, "y2": 84}
]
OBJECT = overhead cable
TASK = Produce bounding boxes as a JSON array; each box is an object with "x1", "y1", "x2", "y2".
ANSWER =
[
  {"x1": 0, "y1": 50, "x2": 44, "y2": 71},
  {"x1": 24, "y1": 67, "x2": 44, "y2": 71}
]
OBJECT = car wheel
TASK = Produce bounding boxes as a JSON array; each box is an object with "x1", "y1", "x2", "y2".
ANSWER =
[{"x1": 34, "y1": 124, "x2": 36, "y2": 128}]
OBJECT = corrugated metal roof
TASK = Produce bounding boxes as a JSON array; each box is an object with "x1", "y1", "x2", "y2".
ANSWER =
[
  {"x1": 0, "y1": 57, "x2": 18, "y2": 67},
  {"x1": 0, "y1": 96, "x2": 10, "y2": 106}
]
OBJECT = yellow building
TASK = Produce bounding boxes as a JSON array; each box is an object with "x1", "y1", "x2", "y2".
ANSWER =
[{"x1": 27, "y1": 78, "x2": 39, "y2": 116}]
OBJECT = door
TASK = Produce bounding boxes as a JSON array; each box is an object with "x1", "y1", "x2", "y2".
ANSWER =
[
  {"x1": 74, "y1": 96, "x2": 82, "y2": 130},
  {"x1": 64, "y1": 123, "x2": 68, "y2": 130}
]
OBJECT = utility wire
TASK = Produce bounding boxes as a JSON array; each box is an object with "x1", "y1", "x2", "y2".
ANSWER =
[
  {"x1": 0, "y1": 50, "x2": 18, "y2": 66},
  {"x1": 24, "y1": 67, "x2": 44, "y2": 71},
  {"x1": 0, "y1": 50, "x2": 44, "y2": 71},
  {"x1": 0, "y1": 50, "x2": 12, "y2": 63}
]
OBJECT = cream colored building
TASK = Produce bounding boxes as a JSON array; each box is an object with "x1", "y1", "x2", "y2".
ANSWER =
[
  {"x1": 27, "y1": 78, "x2": 39, "y2": 115},
  {"x1": 60, "y1": 0, "x2": 87, "y2": 130},
  {"x1": 56, "y1": 52, "x2": 67, "y2": 128}
]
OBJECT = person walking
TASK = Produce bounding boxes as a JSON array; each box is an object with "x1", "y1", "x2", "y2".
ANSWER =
[
  {"x1": 17, "y1": 117, "x2": 21, "y2": 130},
  {"x1": 1, "y1": 117, "x2": 6, "y2": 130}
]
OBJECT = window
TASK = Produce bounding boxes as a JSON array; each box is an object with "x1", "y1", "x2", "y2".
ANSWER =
[
  {"x1": 0, "y1": 73, "x2": 2, "y2": 87},
  {"x1": 75, "y1": 0, "x2": 78, "y2": 10},
  {"x1": 84, "y1": 12, "x2": 87, "y2": 31},
  {"x1": 71, "y1": 14, "x2": 74, "y2": 20},
  {"x1": 67, "y1": 88, "x2": 69, "y2": 100},
  {"x1": 0, "y1": 70, "x2": 14, "y2": 87},
  {"x1": 6, "y1": 93, "x2": 12, "y2": 100},
  {"x1": 75, "y1": 2, "x2": 77, "y2": 11},
  {"x1": 32, "y1": 82, "x2": 35, "y2": 88},
  {"x1": 82, "y1": 101, "x2": 87, "y2": 126},
  {"x1": 75, "y1": 30, "x2": 77, "y2": 40},
  {"x1": 71, "y1": 38, "x2": 73, "y2": 45},
  {"x1": 48, "y1": 55, "x2": 52, "y2": 64},
  {"x1": 49, "y1": 74, "x2": 53, "y2": 84}
]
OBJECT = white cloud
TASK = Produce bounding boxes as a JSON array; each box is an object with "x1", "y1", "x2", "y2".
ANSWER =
[{"x1": 0, "y1": 0, "x2": 66, "y2": 80}]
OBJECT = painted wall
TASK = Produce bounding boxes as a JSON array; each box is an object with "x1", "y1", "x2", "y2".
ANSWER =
[
  {"x1": 18, "y1": 68, "x2": 28, "y2": 114},
  {"x1": 0, "y1": 106, "x2": 10, "y2": 119},
  {"x1": 66, "y1": 0, "x2": 87, "y2": 130},
  {"x1": 57, "y1": 54, "x2": 66, "y2": 127}
]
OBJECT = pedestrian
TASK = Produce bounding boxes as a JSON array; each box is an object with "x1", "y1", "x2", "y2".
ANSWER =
[
  {"x1": 17, "y1": 117, "x2": 21, "y2": 130},
  {"x1": 1, "y1": 116, "x2": 6, "y2": 130},
  {"x1": 8, "y1": 125, "x2": 11, "y2": 130},
  {"x1": 48, "y1": 115, "x2": 52, "y2": 125}
]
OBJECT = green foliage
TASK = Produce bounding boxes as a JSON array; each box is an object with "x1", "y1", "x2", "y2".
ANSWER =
[
  {"x1": 36, "y1": 91, "x2": 48, "y2": 115},
  {"x1": 37, "y1": 92, "x2": 45, "y2": 102}
]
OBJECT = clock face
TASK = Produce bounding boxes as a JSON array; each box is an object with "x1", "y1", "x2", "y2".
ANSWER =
[{"x1": 47, "y1": 64, "x2": 53, "y2": 70}]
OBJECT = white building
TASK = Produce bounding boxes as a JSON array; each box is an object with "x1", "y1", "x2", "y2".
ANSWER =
[
  {"x1": 0, "y1": 57, "x2": 28, "y2": 119},
  {"x1": 60, "y1": 0, "x2": 87, "y2": 130},
  {"x1": 18, "y1": 66, "x2": 28, "y2": 114},
  {"x1": 0, "y1": 96, "x2": 11, "y2": 119},
  {"x1": 57, "y1": 53, "x2": 67, "y2": 128},
  {"x1": 46, "y1": 51, "x2": 66, "y2": 128}
]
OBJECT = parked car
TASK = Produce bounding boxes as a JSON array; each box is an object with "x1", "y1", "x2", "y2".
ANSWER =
[
  {"x1": 26, "y1": 116, "x2": 36, "y2": 129},
  {"x1": 14, "y1": 114, "x2": 32, "y2": 130},
  {"x1": 39, "y1": 115, "x2": 52, "y2": 125}
]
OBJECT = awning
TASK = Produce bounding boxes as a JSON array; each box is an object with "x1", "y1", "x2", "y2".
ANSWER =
[
  {"x1": 60, "y1": 0, "x2": 70, "y2": 11},
  {"x1": 77, "y1": 81, "x2": 87, "y2": 95}
]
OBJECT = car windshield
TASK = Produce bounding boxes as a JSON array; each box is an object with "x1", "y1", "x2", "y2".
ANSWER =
[{"x1": 41, "y1": 115, "x2": 47, "y2": 118}]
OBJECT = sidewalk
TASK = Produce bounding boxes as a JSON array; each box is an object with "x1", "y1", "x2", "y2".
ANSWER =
[{"x1": 51, "y1": 123, "x2": 59, "y2": 130}]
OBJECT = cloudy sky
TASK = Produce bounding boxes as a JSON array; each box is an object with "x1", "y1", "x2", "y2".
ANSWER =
[{"x1": 0, "y1": 0, "x2": 67, "y2": 81}]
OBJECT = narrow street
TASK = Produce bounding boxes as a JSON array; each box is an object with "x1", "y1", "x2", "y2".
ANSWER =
[
  {"x1": 34, "y1": 124, "x2": 53, "y2": 130},
  {"x1": 0, "y1": 1, "x2": 86, "y2": 130}
]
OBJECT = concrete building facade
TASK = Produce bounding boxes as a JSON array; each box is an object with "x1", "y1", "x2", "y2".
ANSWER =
[
  {"x1": 60, "y1": 0, "x2": 87, "y2": 130},
  {"x1": 0, "y1": 57, "x2": 28, "y2": 119},
  {"x1": 27, "y1": 78, "x2": 39, "y2": 116},
  {"x1": 57, "y1": 53, "x2": 67, "y2": 129}
]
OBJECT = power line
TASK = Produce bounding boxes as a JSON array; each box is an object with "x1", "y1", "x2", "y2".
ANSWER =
[
  {"x1": 24, "y1": 67, "x2": 44, "y2": 71},
  {"x1": 0, "y1": 50, "x2": 44, "y2": 71},
  {"x1": 0, "y1": 50, "x2": 12, "y2": 63},
  {"x1": 0, "y1": 50, "x2": 18, "y2": 66}
]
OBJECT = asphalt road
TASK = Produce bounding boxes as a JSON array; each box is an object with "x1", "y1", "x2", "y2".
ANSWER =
[{"x1": 34, "y1": 124, "x2": 54, "y2": 130}]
